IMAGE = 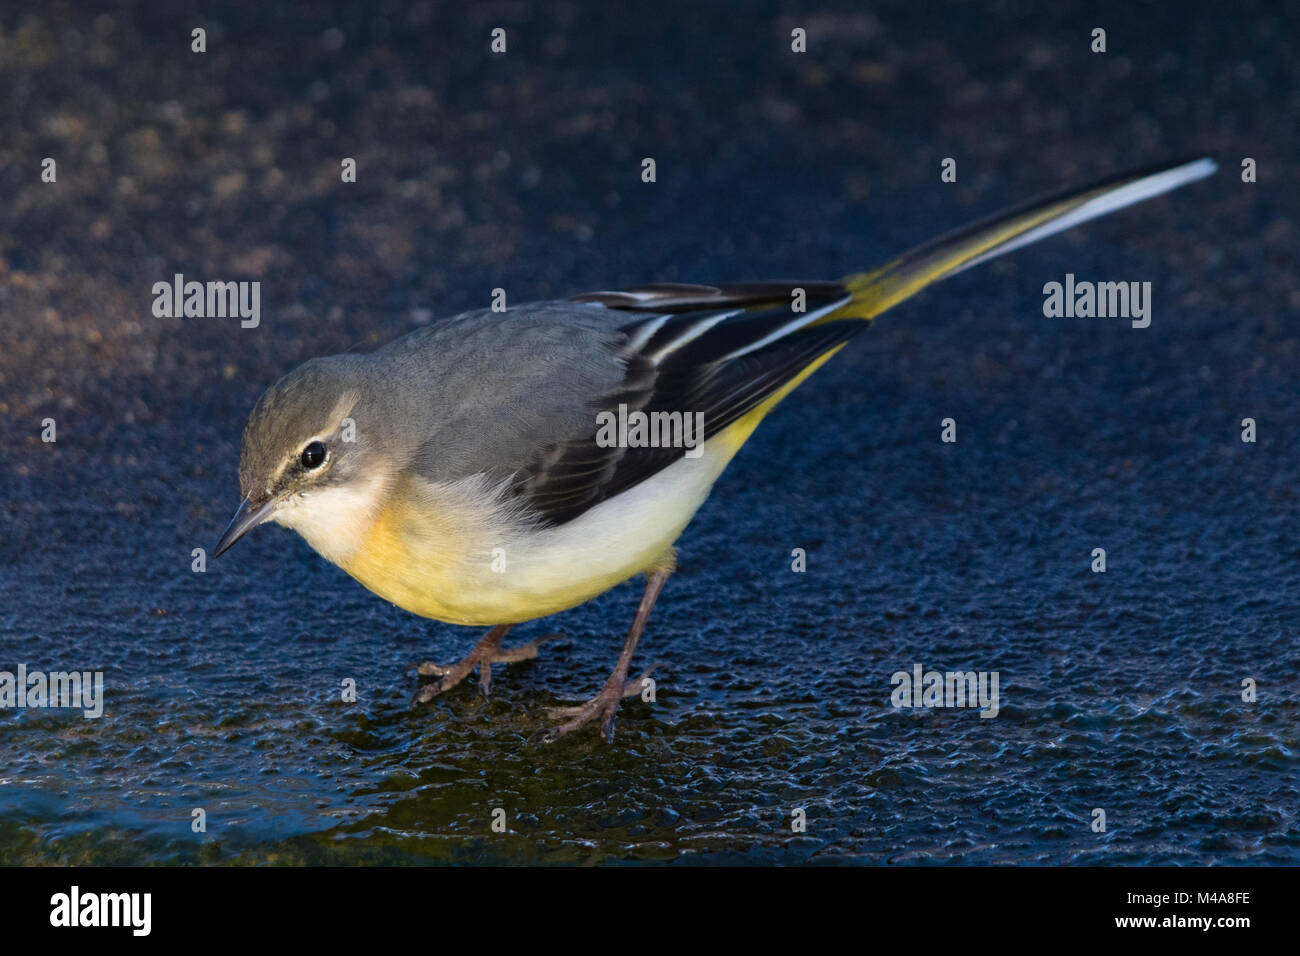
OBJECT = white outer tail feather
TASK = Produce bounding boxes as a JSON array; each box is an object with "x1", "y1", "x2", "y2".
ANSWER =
[{"x1": 954, "y1": 157, "x2": 1218, "y2": 276}]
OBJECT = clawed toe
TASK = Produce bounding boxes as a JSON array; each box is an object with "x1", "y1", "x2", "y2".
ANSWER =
[
  {"x1": 408, "y1": 660, "x2": 450, "y2": 677},
  {"x1": 533, "y1": 692, "x2": 622, "y2": 744},
  {"x1": 621, "y1": 662, "x2": 659, "y2": 698},
  {"x1": 412, "y1": 675, "x2": 455, "y2": 704},
  {"x1": 535, "y1": 663, "x2": 660, "y2": 743},
  {"x1": 529, "y1": 693, "x2": 620, "y2": 744},
  {"x1": 410, "y1": 626, "x2": 564, "y2": 705},
  {"x1": 488, "y1": 632, "x2": 565, "y2": 665}
]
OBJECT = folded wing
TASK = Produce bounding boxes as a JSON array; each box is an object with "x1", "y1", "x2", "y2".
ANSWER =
[{"x1": 515, "y1": 282, "x2": 864, "y2": 525}]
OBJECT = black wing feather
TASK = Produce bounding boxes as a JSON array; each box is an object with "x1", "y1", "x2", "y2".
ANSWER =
[{"x1": 514, "y1": 282, "x2": 864, "y2": 525}]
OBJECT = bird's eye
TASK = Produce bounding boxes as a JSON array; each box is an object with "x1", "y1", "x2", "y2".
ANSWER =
[{"x1": 300, "y1": 440, "x2": 327, "y2": 469}]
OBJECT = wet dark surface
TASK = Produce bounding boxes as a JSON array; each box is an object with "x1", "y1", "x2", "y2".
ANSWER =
[{"x1": 1, "y1": 1, "x2": 1297, "y2": 864}]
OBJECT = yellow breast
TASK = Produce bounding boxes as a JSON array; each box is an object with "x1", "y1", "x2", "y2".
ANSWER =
[{"x1": 340, "y1": 459, "x2": 704, "y2": 626}]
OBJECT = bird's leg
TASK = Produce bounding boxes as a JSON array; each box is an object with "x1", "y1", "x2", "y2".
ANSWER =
[
  {"x1": 477, "y1": 633, "x2": 565, "y2": 698},
  {"x1": 410, "y1": 626, "x2": 562, "y2": 703},
  {"x1": 534, "y1": 567, "x2": 670, "y2": 743}
]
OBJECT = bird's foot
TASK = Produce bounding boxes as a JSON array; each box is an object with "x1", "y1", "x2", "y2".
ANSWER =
[
  {"x1": 410, "y1": 631, "x2": 563, "y2": 703},
  {"x1": 532, "y1": 663, "x2": 657, "y2": 744}
]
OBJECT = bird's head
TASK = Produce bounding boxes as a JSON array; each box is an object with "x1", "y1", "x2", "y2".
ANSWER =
[{"x1": 214, "y1": 355, "x2": 396, "y2": 563}]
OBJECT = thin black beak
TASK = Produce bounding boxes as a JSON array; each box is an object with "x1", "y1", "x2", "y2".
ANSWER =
[{"x1": 213, "y1": 495, "x2": 276, "y2": 558}]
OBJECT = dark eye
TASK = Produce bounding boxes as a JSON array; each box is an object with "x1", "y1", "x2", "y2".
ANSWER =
[{"x1": 300, "y1": 440, "x2": 327, "y2": 469}]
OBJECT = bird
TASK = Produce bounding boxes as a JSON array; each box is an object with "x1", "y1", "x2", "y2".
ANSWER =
[{"x1": 214, "y1": 156, "x2": 1216, "y2": 742}]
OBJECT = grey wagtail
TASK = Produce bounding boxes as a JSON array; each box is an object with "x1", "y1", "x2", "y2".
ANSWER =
[{"x1": 215, "y1": 156, "x2": 1216, "y2": 742}]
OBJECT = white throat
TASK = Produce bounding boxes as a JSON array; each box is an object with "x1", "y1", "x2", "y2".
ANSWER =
[{"x1": 272, "y1": 474, "x2": 389, "y2": 565}]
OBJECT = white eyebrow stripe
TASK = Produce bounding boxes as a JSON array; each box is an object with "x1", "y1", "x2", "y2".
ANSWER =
[{"x1": 263, "y1": 389, "x2": 360, "y2": 486}]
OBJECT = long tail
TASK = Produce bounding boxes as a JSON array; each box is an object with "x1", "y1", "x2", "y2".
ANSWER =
[{"x1": 831, "y1": 156, "x2": 1217, "y2": 321}]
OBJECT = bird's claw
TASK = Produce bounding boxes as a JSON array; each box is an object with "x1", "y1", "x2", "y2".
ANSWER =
[
  {"x1": 532, "y1": 663, "x2": 659, "y2": 743},
  {"x1": 410, "y1": 632, "x2": 566, "y2": 704}
]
